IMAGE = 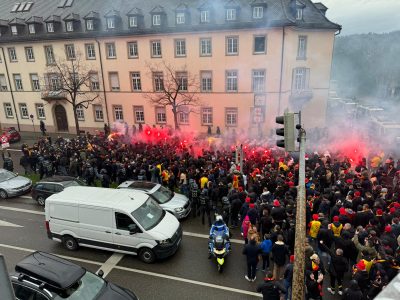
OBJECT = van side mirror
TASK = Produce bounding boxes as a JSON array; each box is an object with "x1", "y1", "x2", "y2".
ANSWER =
[
  {"x1": 128, "y1": 224, "x2": 139, "y2": 235},
  {"x1": 97, "y1": 270, "x2": 104, "y2": 278}
]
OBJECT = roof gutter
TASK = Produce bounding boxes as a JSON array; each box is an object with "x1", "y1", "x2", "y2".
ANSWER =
[
  {"x1": 0, "y1": 47, "x2": 21, "y2": 131},
  {"x1": 95, "y1": 39, "x2": 110, "y2": 126}
]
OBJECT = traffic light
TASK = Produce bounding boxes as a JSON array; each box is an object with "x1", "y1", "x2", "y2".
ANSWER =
[{"x1": 276, "y1": 112, "x2": 296, "y2": 151}]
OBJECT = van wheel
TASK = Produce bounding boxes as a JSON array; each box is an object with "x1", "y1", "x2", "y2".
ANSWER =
[
  {"x1": 0, "y1": 189, "x2": 8, "y2": 199},
  {"x1": 63, "y1": 236, "x2": 78, "y2": 251},
  {"x1": 37, "y1": 196, "x2": 46, "y2": 206},
  {"x1": 139, "y1": 248, "x2": 155, "y2": 263}
]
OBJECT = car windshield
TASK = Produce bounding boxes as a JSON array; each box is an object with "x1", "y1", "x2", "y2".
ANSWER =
[
  {"x1": 0, "y1": 170, "x2": 17, "y2": 182},
  {"x1": 151, "y1": 185, "x2": 173, "y2": 204},
  {"x1": 131, "y1": 198, "x2": 165, "y2": 230},
  {"x1": 64, "y1": 180, "x2": 86, "y2": 188},
  {"x1": 54, "y1": 271, "x2": 105, "y2": 300}
]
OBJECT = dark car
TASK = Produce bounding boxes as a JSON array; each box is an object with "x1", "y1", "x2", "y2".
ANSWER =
[
  {"x1": 10, "y1": 251, "x2": 139, "y2": 300},
  {"x1": 1, "y1": 127, "x2": 21, "y2": 143},
  {"x1": 31, "y1": 176, "x2": 86, "y2": 206}
]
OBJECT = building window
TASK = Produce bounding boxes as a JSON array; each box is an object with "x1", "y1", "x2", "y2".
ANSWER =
[
  {"x1": 296, "y1": 8, "x2": 303, "y2": 20},
  {"x1": 155, "y1": 106, "x2": 166, "y2": 123},
  {"x1": 200, "y1": 10, "x2": 210, "y2": 23},
  {"x1": 11, "y1": 25, "x2": 18, "y2": 35},
  {"x1": 200, "y1": 71, "x2": 212, "y2": 92},
  {"x1": 30, "y1": 74, "x2": 40, "y2": 91},
  {"x1": 176, "y1": 72, "x2": 188, "y2": 91},
  {"x1": 86, "y1": 19, "x2": 93, "y2": 31},
  {"x1": 293, "y1": 67, "x2": 310, "y2": 91},
  {"x1": 89, "y1": 72, "x2": 100, "y2": 91},
  {"x1": 127, "y1": 42, "x2": 138, "y2": 58},
  {"x1": 107, "y1": 17, "x2": 115, "y2": 29},
  {"x1": 93, "y1": 105, "x2": 104, "y2": 121},
  {"x1": 226, "y1": 70, "x2": 238, "y2": 92},
  {"x1": 36, "y1": 103, "x2": 46, "y2": 119},
  {"x1": 129, "y1": 16, "x2": 137, "y2": 27},
  {"x1": 44, "y1": 46, "x2": 55, "y2": 65},
  {"x1": 0, "y1": 75, "x2": 7, "y2": 91},
  {"x1": 113, "y1": 105, "x2": 123, "y2": 120},
  {"x1": 201, "y1": 107, "x2": 213, "y2": 125},
  {"x1": 8, "y1": 47, "x2": 17, "y2": 62},
  {"x1": 19, "y1": 103, "x2": 29, "y2": 119},
  {"x1": 13, "y1": 74, "x2": 23, "y2": 91},
  {"x1": 153, "y1": 14, "x2": 161, "y2": 26},
  {"x1": 48, "y1": 74, "x2": 62, "y2": 91},
  {"x1": 28, "y1": 24, "x2": 35, "y2": 34},
  {"x1": 175, "y1": 39, "x2": 186, "y2": 57},
  {"x1": 297, "y1": 36, "x2": 307, "y2": 59},
  {"x1": 4, "y1": 103, "x2": 14, "y2": 118},
  {"x1": 65, "y1": 44, "x2": 76, "y2": 60},
  {"x1": 153, "y1": 72, "x2": 164, "y2": 92},
  {"x1": 134, "y1": 106, "x2": 145, "y2": 123},
  {"x1": 178, "y1": 106, "x2": 189, "y2": 124},
  {"x1": 47, "y1": 22, "x2": 54, "y2": 33},
  {"x1": 25, "y1": 47, "x2": 35, "y2": 62},
  {"x1": 76, "y1": 105, "x2": 84, "y2": 121},
  {"x1": 254, "y1": 36, "x2": 266, "y2": 54},
  {"x1": 253, "y1": 6, "x2": 263, "y2": 19},
  {"x1": 200, "y1": 38, "x2": 212, "y2": 56},
  {"x1": 252, "y1": 69, "x2": 266, "y2": 92},
  {"x1": 66, "y1": 21, "x2": 73, "y2": 32},
  {"x1": 106, "y1": 43, "x2": 116, "y2": 59},
  {"x1": 176, "y1": 12, "x2": 185, "y2": 24},
  {"x1": 226, "y1": 9, "x2": 236, "y2": 21},
  {"x1": 151, "y1": 40, "x2": 162, "y2": 58},
  {"x1": 226, "y1": 36, "x2": 238, "y2": 55},
  {"x1": 225, "y1": 108, "x2": 238, "y2": 126},
  {"x1": 131, "y1": 72, "x2": 141, "y2": 91},
  {"x1": 109, "y1": 72, "x2": 120, "y2": 91},
  {"x1": 85, "y1": 43, "x2": 96, "y2": 60}
]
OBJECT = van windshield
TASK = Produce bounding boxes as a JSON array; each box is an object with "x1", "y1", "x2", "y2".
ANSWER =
[
  {"x1": 131, "y1": 198, "x2": 165, "y2": 230},
  {"x1": 151, "y1": 185, "x2": 173, "y2": 204}
]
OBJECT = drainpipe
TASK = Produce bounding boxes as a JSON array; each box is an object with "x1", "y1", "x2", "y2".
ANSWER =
[
  {"x1": 95, "y1": 39, "x2": 110, "y2": 126},
  {"x1": 278, "y1": 26, "x2": 286, "y2": 116},
  {"x1": 0, "y1": 47, "x2": 20, "y2": 131}
]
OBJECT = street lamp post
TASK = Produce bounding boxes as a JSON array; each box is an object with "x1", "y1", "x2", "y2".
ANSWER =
[{"x1": 30, "y1": 114, "x2": 35, "y2": 134}]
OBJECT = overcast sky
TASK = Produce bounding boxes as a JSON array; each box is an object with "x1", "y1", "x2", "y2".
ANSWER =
[{"x1": 319, "y1": 0, "x2": 400, "y2": 35}]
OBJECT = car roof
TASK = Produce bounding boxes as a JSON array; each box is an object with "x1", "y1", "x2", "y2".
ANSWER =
[
  {"x1": 15, "y1": 251, "x2": 86, "y2": 290},
  {"x1": 118, "y1": 181, "x2": 159, "y2": 191},
  {"x1": 38, "y1": 176, "x2": 77, "y2": 183},
  {"x1": 47, "y1": 186, "x2": 150, "y2": 211}
]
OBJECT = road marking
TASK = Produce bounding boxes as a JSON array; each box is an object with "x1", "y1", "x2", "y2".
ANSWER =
[
  {"x1": 0, "y1": 205, "x2": 245, "y2": 244},
  {"x1": 19, "y1": 196, "x2": 32, "y2": 199},
  {"x1": 0, "y1": 220, "x2": 23, "y2": 227},
  {"x1": 7, "y1": 149, "x2": 22, "y2": 152},
  {"x1": 96, "y1": 253, "x2": 124, "y2": 277},
  {"x1": 0, "y1": 243, "x2": 261, "y2": 298}
]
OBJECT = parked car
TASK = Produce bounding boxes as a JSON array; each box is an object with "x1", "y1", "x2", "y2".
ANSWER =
[
  {"x1": 11, "y1": 251, "x2": 139, "y2": 300},
  {"x1": 0, "y1": 169, "x2": 32, "y2": 199},
  {"x1": 1, "y1": 127, "x2": 21, "y2": 143},
  {"x1": 31, "y1": 175, "x2": 86, "y2": 206},
  {"x1": 117, "y1": 180, "x2": 191, "y2": 219}
]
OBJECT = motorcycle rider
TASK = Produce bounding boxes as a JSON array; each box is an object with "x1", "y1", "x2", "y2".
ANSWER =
[{"x1": 208, "y1": 215, "x2": 231, "y2": 258}]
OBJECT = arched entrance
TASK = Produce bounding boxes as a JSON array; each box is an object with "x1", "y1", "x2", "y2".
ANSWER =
[{"x1": 54, "y1": 105, "x2": 68, "y2": 132}]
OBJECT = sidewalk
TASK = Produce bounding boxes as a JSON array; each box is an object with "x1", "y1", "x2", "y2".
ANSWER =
[{"x1": 8, "y1": 131, "x2": 77, "y2": 150}]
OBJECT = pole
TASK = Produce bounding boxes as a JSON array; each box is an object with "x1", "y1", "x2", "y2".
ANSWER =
[
  {"x1": 0, "y1": 254, "x2": 15, "y2": 300},
  {"x1": 292, "y1": 128, "x2": 306, "y2": 300}
]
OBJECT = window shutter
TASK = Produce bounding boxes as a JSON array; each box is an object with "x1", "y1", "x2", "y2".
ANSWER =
[{"x1": 110, "y1": 73, "x2": 119, "y2": 89}]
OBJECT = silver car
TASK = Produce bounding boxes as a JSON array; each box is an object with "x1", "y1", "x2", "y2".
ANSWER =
[
  {"x1": 118, "y1": 181, "x2": 191, "y2": 220},
  {"x1": 0, "y1": 169, "x2": 32, "y2": 199}
]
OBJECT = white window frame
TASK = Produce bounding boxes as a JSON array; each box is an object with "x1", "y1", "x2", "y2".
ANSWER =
[
  {"x1": 28, "y1": 24, "x2": 35, "y2": 34},
  {"x1": 65, "y1": 44, "x2": 76, "y2": 60},
  {"x1": 14, "y1": 74, "x2": 23, "y2": 91},
  {"x1": 176, "y1": 12, "x2": 185, "y2": 24},
  {"x1": 109, "y1": 72, "x2": 120, "y2": 91},
  {"x1": 226, "y1": 70, "x2": 238, "y2": 92},
  {"x1": 46, "y1": 22, "x2": 54, "y2": 33},
  {"x1": 76, "y1": 105, "x2": 85, "y2": 121},
  {"x1": 8, "y1": 48, "x2": 17, "y2": 62},
  {"x1": 153, "y1": 72, "x2": 164, "y2": 92},
  {"x1": 200, "y1": 71, "x2": 212, "y2": 92},
  {"x1": 155, "y1": 106, "x2": 166, "y2": 123},
  {"x1": 134, "y1": 106, "x2": 145, "y2": 123},
  {"x1": 252, "y1": 69, "x2": 266, "y2": 93},
  {"x1": 86, "y1": 19, "x2": 93, "y2": 31},
  {"x1": 226, "y1": 36, "x2": 238, "y2": 55},
  {"x1": 4, "y1": 103, "x2": 14, "y2": 118},
  {"x1": 0, "y1": 75, "x2": 8, "y2": 91},
  {"x1": 93, "y1": 105, "x2": 104, "y2": 121},
  {"x1": 66, "y1": 21, "x2": 73, "y2": 32},
  {"x1": 253, "y1": 6, "x2": 263, "y2": 19},
  {"x1": 226, "y1": 8, "x2": 236, "y2": 21},
  {"x1": 151, "y1": 40, "x2": 162, "y2": 57},
  {"x1": 85, "y1": 44, "x2": 96, "y2": 60},
  {"x1": 200, "y1": 10, "x2": 210, "y2": 23},
  {"x1": 25, "y1": 47, "x2": 35, "y2": 62},
  {"x1": 176, "y1": 72, "x2": 188, "y2": 91},
  {"x1": 131, "y1": 72, "x2": 141, "y2": 91},
  {"x1": 89, "y1": 72, "x2": 100, "y2": 91},
  {"x1": 107, "y1": 17, "x2": 115, "y2": 29},
  {"x1": 30, "y1": 74, "x2": 40, "y2": 91},
  {"x1": 127, "y1": 42, "x2": 138, "y2": 58},
  {"x1": 106, "y1": 43, "x2": 116, "y2": 59},
  {"x1": 19, "y1": 103, "x2": 29, "y2": 119},
  {"x1": 296, "y1": 8, "x2": 303, "y2": 20},
  {"x1": 36, "y1": 103, "x2": 46, "y2": 119},
  {"x1": 129, "y1": 16, "x2": 137, "y2": 28},
  {"x1": 153, "y1": 14, "x2": 161, "y2": 26},
  {"x1": 200, "y1": 38, "x2": 212, "y2": 56},
  {"x1": 11, "y1": 25, "x2": 18, "y2": 35},
  {"x1": 201, "y1": 107, "x2": 213, "y2": 125},
  {"x1": 225, "y1": 108, "x2": 238, "y2": 126},
  {"x1": 175, "y1": 39, "x2": 186, "y2": 57},
  {"x1": 254, "y1": 35, "x2": 266, "y2": 54},
  {"x1": 294, "y1": 68, "x2": 308, "y2": 91},
  {"x1": 297, "y1": 36, "x2": 307, "y2": 59},
  {"x1": 44, "y1": 46, "x2": 55, "y2": 65},
  {"x1": 114, "y1": 105, "x2": 123, "y2": 121}
]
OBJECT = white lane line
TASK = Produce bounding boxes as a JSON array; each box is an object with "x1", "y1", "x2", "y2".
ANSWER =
[
  {"x1": 19, "y1": 196, "x2": 32, "y2": 199},
  {"x1": 183, "y1": 231, "x2": 243, "y2": 244},
  {"x1": 115, "y1": 265, "x2": 262, "y2": 298},
  {"x1": 0, "y1": 243, "x2": 260, "y2": 298},
  {"x1": 0, "y1": 205, "x2": 44, "y2": 215},
  {"x1": 7, "y1": 149, "x2": 22, "y2": 152},
  {"x1": 96, "y1": 253, "x2": 124, "y2": 277}
]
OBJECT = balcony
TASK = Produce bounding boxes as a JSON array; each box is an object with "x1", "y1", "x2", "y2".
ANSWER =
[
  {"x1": 289, "y1": 89, "x2": 313, "y2": 111},
  {"x1": 41, "y1": 90, "x2": 68, "y2": 101}
]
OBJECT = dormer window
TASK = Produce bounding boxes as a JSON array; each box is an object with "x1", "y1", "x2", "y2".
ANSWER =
[
  {"x1": 153, "y1": 14, "x2": 161, "y2": 26},
  {"x1": 84, "y1": 11, "x2": 99, "y2": 31},
  {"x1": 129, "y1": 16, "x2": 137, "y2": 27},
  {"x1": 296, "y1": 8, "x2": 303, "y2": 20},
  {"x1": 226, "y1": 9, "x2": 236, "y2": 21},
  {"x1": 28, "y1": 23, "x2": 35, "y2": 34},
  {"x1": 253, "y1": 6, "x2": 263, "y2": 19},
  {"x1": 200, "y1": 10, "x2": 210, "y2": 23},
  {"x1": 176, "y1": 12, "x2": 185, "y2": 24},
  {"x1": 11, "y1": 25, "x2": 18, "y2": 35},
  {"x1": 66, "y1": 21, "x2": 73, "y2": 32},
  {"x1": 47, "y1": 22, "x2": 54, "y2": 32},
  {"x1": 86, "y1": 19, "x2": 93, "y2": 30},
  {"x1": 107, "y1": 17, "x2": 115, "y2": 29}
]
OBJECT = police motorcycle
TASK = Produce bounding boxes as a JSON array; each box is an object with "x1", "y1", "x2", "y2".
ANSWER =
[{"x1": 208, "y1": 215, "x2": 231, "y2": 272}]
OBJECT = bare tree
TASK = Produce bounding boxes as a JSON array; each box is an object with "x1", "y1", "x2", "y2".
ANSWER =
[
  {"x1": 145, "y1": 62, "x2": 201, "y2": 130},
  {"x1": 42, "y1": 52, "x2": 100, "y2": 134}
]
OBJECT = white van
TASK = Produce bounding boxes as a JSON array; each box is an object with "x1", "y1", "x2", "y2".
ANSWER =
[{"x1": 45, "y1": 186, "x2": 182, "y2": 263}]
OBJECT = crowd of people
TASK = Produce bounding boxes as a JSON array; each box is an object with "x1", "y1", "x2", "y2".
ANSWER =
[{"x1": 10, "y1": 128, "x2": 400, "y2": 299}]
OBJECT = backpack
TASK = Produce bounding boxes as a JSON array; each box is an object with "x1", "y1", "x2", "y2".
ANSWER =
[{"x1": 199, "y1": 194, "x2": 208, "y2": 205}]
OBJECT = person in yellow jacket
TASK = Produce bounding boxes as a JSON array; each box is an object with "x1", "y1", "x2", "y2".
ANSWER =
[
  {"x1": 161, "y1": 169, "x2": 169, "y2": 186},
  {"x1": 330, "y1": 216, "x2": 343, "y2": 237},
  {"x1": 308, "y1": 214, "x2": 321, "y2": 247},
  {"x1": 200, "y1": 174, "x2": 209, "y2": 189}
]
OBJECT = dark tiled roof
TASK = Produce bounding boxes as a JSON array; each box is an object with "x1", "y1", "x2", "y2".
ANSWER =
[
  {"x1": 9, "y1": 18, "x2": 25, "y2": 25},
  {"x1": 26, "y1": 16, "x2": 43, "y2": 24},
  {"x1": 0, "y1": 0, "x2": 341, "y2": 42},
  {"x1": 63, "y1": 13, "x2": 80, "y2": 21},
  {"x1": 127, "y1": 8, "x2": 143, "y2": 16}
]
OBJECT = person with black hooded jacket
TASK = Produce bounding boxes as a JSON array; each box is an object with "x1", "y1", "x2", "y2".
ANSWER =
[
  {"x1": 256, "y1": 272, "x2": 286, "y2": 300},
  {"x1": 341, "y1": 280, "x2": 364, "y2": 300}
]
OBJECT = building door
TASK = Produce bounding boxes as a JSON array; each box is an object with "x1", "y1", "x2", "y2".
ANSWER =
[{"x1": 54, "y1": 105, "x2": 68, "y2": 132}]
